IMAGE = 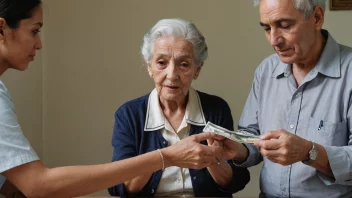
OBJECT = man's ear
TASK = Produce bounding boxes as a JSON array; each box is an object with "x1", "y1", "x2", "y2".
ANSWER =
[{"x1": 313, "y1": 6, "x2": 325, "y2": 30}]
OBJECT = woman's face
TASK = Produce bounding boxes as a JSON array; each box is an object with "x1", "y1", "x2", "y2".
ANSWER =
[
  {"x1": 148, "y1": 36, "x2": 202, "y2": 103},
  {"x1": 0, "y1": 5, "x2": 43, "y2": 71}
]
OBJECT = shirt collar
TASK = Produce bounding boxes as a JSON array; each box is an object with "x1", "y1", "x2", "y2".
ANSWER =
[
  {"x1": 144, "y1": 87, "x2": 206, "y2": 131},
  {"x1": 271, "y1": 60, "x2": 290, "y2": 78},
  {"x1": 314, "y1": 29, "x2": 340, "y2": 78},
  {"x1": 271, "y1": 29, "x2": 340, "y2": 78}
]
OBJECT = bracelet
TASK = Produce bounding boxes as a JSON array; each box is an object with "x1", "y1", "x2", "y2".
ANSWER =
[{"x1": 157, "y1": 149, "x2": 165, "y2": 171}]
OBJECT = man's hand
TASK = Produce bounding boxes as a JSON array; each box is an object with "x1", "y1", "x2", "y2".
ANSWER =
[
  {"x1": 210, "y1": 133, "x2": 249, "y2": 161},
  {"x1": 255, "y1": 129, "x2": 312, "y2": 166}
]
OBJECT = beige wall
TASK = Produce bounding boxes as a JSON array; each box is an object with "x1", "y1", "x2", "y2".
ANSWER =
[{"x1": 2, "y1": 0, "x2": 350, "y2": 197}]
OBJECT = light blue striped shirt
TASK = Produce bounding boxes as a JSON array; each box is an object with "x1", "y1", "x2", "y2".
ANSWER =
[{"x1": 237, "y1": 30, "x2": 352, "y2": 198}]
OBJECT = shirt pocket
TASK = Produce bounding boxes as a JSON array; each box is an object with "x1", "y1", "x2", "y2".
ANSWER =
[{"x1": 307, "y1": 116, "x2": 347, "y2": 146}]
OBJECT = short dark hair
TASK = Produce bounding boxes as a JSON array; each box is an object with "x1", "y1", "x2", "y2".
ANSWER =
[{"x1": 0, "y1": 0, "x2": 42, "y2": 28}]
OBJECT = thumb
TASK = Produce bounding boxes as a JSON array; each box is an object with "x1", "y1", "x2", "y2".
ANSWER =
[
  {"x1": 261, "y1": 130, "x2": 282, "y2": 140},
  {"x1": 207, "y1": 138, "x2": 214, "y2": 146},
  {"x1": 192, "y1": 132, "x2": 213, "y2": 142},
  {"x1": 211, "y1": 134, "x2": 226, "y2": 141}
]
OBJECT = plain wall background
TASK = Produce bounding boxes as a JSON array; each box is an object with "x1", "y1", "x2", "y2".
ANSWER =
[{"x1": 1, "y1": 0, "x2": 351, "y2": 197}]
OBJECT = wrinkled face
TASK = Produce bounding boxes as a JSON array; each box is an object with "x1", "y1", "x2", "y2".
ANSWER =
[
  {"x1": 259, "y1": 0, "x2": 319, "y2": 64},
  {"x1": 148, "y1": 36, "x2": 202, "y2": 102},
  {"x1": 0, "y1": 6, "x2": 43, "y2": 71}
]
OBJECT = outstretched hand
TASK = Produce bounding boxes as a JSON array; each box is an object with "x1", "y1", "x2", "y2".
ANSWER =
[
  {"x1": 162, "y1": 132, "x2": 221, "y2": 169},
  {"x1": 206, "y1": 133, "x2": 249, "y2": 161}
]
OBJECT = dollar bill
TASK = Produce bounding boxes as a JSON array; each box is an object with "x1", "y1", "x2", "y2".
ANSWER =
[{"x1": 203, "y1": 121, "x2": 261, "y2": 144}]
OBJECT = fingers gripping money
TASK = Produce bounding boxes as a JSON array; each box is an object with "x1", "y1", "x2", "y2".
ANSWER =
[{"x1": 203, "y1": 122, "x2": 261, "y2": 144}]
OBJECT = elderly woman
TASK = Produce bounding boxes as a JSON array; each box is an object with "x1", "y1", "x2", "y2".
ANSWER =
[{"x1": 108, "y1": 18, "x2": 250, "y2": 197}]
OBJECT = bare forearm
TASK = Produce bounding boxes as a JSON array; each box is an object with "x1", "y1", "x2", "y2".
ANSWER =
[
  {"x1": 123, "y1": 172, "x2": 153, "y2": 194},
  {"x1": 309, "y1": 144, "x2": 333, "y2": 177},
  {"x1": 4, "y1": 150, "x2": 164, "y2": 198},
  {"x1": 207, "y1": 162, "x2": 232, "y2": 189},
  {"x1": 43, "y1": 151, "x2": 164, "y2": 198}
]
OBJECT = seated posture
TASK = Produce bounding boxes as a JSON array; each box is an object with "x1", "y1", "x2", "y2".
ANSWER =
[{"x1": 108, "y1": 18, "x2": 250, "y2": 197}]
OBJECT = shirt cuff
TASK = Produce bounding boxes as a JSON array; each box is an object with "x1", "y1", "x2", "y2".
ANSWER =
[
  {"x1": 232, "y1": 143, "x2": 261, "y2": 167},
  {"x1": 319, "y1": 145, "x2": 352, "y2": 185}
]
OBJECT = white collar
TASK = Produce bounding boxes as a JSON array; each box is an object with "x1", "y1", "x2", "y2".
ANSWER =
[{"x1": 144, "y1": 87, "x2": 206, "y2": 131}]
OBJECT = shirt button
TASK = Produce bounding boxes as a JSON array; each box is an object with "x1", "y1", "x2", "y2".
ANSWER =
[
  {"x1": 151, "y1": 189, "x2": 154, "y2": 193},
  {"x1": 289, "y1": 124, "x2": 294, "y2": 129},
  {"x1": 178, "y1": 177, "x2": 181, "y2": 181},
  {"x1": 193, "y1": 176, "x2": 196, "y2": 180},
  {"x1": 163, "y1": 141, "x2": 166, "y2": 145}
]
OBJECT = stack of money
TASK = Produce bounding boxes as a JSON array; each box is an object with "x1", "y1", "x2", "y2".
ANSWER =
[{"x1": 203, "y1": 121, "x2": 261, "y2": 144}]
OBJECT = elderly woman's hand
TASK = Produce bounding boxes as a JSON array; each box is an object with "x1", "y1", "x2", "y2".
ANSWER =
[
  {"x1": 161, "y1": 132, "x2": 220, "y2": 169},
  {"x1": 207, "y1": 139, "x2": 224, "y2": 167},
  {"x1": 210, "y1": 133, "x2": 249, "y2": 162}
]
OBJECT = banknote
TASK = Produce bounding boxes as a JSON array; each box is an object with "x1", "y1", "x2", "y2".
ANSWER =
[{"x1": 203, "y1": 121, "x2": 261, "y2": 144}]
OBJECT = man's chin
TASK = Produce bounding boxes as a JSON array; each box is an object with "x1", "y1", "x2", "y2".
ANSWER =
[{"x1": 278, "y1": 55, "x2": 296, "y2": 65}]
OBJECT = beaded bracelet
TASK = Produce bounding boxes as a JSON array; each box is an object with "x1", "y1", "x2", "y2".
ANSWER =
[{"x1": 157, "y1": 149, "x2": 165, "y2": 171}]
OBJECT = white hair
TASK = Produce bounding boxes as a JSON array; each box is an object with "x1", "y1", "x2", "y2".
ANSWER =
[
  {"x1": 141, "y1": 18, "x2": 208, "y2": 66},
  {"x1": 253, "y1": 0, "x2": 326, "y2": 18}
]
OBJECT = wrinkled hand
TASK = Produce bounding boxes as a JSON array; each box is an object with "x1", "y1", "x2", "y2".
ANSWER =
[
  {"x1": 255, "y1": 129, "x2": 311, "y2": 166},
  {"x1": 209, "y1": 133, "x2": 249, "y2": 161},
  {"x1": 206, "y1": 139, "x2": 224, "y2": 167},
  {"x1": 162, "y1": 132, "x2": 221, "y2": 169}
]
